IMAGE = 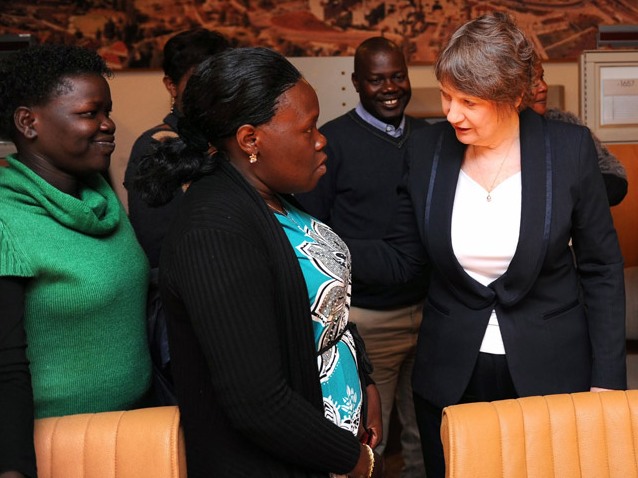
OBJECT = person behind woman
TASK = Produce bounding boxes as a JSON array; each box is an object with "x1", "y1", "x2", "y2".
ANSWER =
[
  {"x1": 530, "y1": 60, "x2": 628, "y2": 206},
  {"x1": 347, "y1": 12, "x2": 626, "y2": 478},
  {"x1": 125, "y1": 29, "x2": 231, "y2": 403},
  {"x1": 124, "y1": 27, "x2": 231, "y2": 268},
  {"x1": 0, "y1": 44, "x2": 152, "y2": 478},
  {"x1": 132, "y1": 47, "x2": 382, "y2": 478}
]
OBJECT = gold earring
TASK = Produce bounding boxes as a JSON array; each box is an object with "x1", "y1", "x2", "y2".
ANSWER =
[{"x1": 249, "y1": 152, "x2": 258, "y2": 164}]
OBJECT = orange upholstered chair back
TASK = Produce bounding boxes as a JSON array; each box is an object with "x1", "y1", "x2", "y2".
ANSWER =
[
  {"x1": 441, "y1": 390, "x2": 638, "y2": 478},
  {"x1": 34, "y1": 406, "x2": 187, "y2": 478}
]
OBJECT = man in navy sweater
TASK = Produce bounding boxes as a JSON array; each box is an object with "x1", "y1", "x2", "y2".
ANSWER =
[{"x1": 296, "y1": 37, "x2": 430, "y2": 477}]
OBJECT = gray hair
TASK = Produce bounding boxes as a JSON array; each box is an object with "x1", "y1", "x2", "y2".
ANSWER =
[{"x1": 435, "y1": 12, "x2": 537, "y2": 111}]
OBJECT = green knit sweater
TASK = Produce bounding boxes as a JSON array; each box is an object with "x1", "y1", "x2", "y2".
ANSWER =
[{"x1": 0, "y1": 156, "x2": 152, "y2": 418}]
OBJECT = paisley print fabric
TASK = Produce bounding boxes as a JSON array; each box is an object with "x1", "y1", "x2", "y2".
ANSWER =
[{"x1": 275, "y1": 199, "x2": 362, "y2": 436}]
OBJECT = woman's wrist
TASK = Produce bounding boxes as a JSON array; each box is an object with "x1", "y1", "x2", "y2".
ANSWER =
[
  {"x1": 347, "y1": 442, "x2": 375, "y2": 478},
  {"x1": 362, "y1": 443, "x2": 375, "y2": 477}
]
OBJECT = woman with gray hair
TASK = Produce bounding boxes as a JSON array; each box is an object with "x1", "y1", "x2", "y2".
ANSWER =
[{"x1": 347, "y1": 12, "x2": 626, "y2": 477}]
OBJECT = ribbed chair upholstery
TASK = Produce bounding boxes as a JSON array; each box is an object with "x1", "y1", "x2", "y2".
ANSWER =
[
  {"x1": 34, "y1": 406, "x2": 186, "y2": 478},
  {"x1": 441, "y1": 390, "x2": 638, "y2": 478}
]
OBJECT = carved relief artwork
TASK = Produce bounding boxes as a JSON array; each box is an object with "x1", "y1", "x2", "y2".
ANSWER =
[{"x1": 1, "y1": 0, "x2": 637, "y2": 68}]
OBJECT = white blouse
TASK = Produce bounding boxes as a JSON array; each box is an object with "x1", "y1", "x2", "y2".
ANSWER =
[{"x1": 451, "y1": 170, "x2": 522, "y2": 354}]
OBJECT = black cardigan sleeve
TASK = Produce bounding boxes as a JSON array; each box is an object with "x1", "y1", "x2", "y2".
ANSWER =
[
  {"x1": 0, "y1": 276, "x2": 36, "y2": 478},
  {"x1": 165, "y1": 227, "x2": 361, "y2": 474}
]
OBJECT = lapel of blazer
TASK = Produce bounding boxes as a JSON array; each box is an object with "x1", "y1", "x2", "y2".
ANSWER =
[
  {"x1": 493, "y1": 109, "x2": 553, "y2": 306},
  {"x1": 424, "y1": 124, "x2": 496, "y2": 308},
  {"x1": 423, "y1": 111, "x2": 552, "y2": 308}
]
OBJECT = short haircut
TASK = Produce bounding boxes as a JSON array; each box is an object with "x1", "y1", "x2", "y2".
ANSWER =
[
  {"x1": 435, "y1": 12, "x2": 536, "y2": 110},
  {"x1": 0, "y1": 43, "x2": 111, "y2": 141},
  {"x1": 354, "y1": 36, "x2": 406, "y2": 76},
  {"x1": 162, "y1": 28, "x2": 231, "y2": 83}
]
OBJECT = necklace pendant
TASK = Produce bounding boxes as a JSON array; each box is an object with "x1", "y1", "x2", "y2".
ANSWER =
[{"x1": 486, "y1": 193, "x2": 492, "y2": 202}]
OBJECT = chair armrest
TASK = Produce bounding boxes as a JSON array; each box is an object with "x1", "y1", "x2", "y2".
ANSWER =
[{"x1": 34, "y1": 406, "x2": 186, "y2": 478}]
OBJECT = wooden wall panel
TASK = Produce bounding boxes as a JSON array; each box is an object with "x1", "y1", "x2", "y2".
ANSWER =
[{"x1": 608, "y1": 144, "x2": 638, "y2": 268}]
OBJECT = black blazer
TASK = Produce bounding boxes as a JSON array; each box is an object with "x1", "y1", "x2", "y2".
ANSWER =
[{"x1": 349, "y1": 109, "x2": 626, "y2": 409}]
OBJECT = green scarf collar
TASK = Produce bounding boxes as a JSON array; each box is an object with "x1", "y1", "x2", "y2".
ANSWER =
[{"x1": 3, "y1": 155, "x2": 121, "y2": 236}]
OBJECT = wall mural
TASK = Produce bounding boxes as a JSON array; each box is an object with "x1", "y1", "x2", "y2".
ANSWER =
[{"x1": 1, "y1": 0, "x2": 637, "y2": 68}]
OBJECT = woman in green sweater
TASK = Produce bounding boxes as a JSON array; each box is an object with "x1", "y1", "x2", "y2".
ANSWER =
[{"x1": 0, "y1": 45, "x2": 152, "y2": 478}]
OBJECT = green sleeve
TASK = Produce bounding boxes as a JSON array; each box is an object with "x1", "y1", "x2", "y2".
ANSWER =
[{"x1": 0, "y1": 221, "x2": 35, "y2": 278}]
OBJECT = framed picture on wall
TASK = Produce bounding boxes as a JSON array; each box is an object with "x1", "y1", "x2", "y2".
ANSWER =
[
  {"x1": 580, "y1": 49, "x2": 638, "y2": 144},
  {"x1": 1, "y1": 1, "x2": 637, "y2": 68}
]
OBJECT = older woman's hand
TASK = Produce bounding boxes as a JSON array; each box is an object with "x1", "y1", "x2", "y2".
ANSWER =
[{"x1": 590, "y1": 387, "x2": 614, "y2": 392}]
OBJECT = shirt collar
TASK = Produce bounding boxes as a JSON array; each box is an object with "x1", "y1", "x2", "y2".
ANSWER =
[{"x1": 355, "y1": 103, "x2": 406, "y2": 138}]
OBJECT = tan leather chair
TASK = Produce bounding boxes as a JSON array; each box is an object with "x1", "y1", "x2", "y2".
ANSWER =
[
  {"x1": 441, "y1": 390, "x2": 638, "y2": 478},
  {"x1": 34, "y1": 406, "x2": 186, "y2": 478}
]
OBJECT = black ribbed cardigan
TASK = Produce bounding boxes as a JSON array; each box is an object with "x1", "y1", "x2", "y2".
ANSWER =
[{"x1": 159, "y1": 159, "x2": 362, "y2": 477}]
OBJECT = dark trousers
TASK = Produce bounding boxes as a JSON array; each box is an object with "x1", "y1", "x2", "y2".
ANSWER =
[{"x1": 414, "y1": 352, "x2": 518, "y2": 478}]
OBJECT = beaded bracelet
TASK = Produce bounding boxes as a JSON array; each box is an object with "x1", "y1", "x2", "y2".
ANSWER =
[{"x1": 363, "y1": 443, "x2": 375, "y2": 478}]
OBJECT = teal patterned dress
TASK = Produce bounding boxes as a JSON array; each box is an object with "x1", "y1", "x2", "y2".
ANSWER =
[{"x1": 274, "y1": 199, "x2": 362, "y2": 436}]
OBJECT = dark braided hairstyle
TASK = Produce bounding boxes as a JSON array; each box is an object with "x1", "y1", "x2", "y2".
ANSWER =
[{"x1": 133, "y1": 47, "x2": 302, "y2": 207}]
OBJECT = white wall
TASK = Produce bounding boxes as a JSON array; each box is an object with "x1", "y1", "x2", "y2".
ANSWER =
[
  {"x1": 108, "y1": 70, "x2": 167, "y2": 208},
  {"x1": 108, "y1": 59, "x2": 580, "y2": 209}
]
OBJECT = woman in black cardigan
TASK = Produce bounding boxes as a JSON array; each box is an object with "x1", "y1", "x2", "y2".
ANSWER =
[
  {"x1": 133, "y1": 47, "x2": 382, "y2": 478},
  {"x1": 347, "y1": 12, "x2": 626, "y2": 478}
]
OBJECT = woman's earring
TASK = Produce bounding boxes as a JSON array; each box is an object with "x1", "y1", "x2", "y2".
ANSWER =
[{"x1": 249, "y1": 152, "x2": 258, "y2": 164}]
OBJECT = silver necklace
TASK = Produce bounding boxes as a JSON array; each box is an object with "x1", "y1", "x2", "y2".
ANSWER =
[
  {"x1": 471, "y1": 137, "x2": 518, "y2": 202},
  {"x1": 268, "y1": 202, "x2": 309, "y2": 235},
  {"x1": 266, "y1": 199, "x2": 285, "y2": 215}
]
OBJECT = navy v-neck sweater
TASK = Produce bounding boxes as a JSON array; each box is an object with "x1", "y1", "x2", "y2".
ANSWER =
[{"x1": 297, "y1": 110, "x2": 431, "y2": 310}]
